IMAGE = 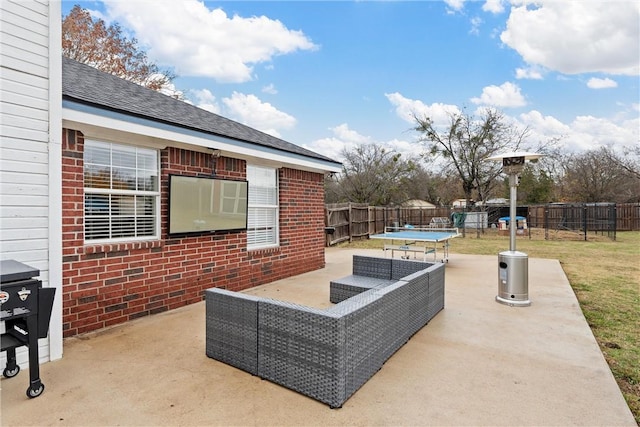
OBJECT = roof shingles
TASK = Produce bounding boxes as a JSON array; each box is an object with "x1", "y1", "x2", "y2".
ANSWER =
[{"x1": 61, "y1": 56, "x2": 339, "y2": 165}]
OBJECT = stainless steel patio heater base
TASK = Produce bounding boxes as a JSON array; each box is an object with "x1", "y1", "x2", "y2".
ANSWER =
[{"x1": 496, "y1": 250, "x2": 531, "y2": 307}]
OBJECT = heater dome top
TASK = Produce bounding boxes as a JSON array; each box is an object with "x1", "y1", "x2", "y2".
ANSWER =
[{"x1": 486, "y1": 151, "x2": 543, "y2": 162}]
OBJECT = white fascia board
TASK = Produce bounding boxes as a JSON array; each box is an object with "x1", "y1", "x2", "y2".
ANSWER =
[{"x1": 62, "y1": 101, "x2": 342, "y2": 174}]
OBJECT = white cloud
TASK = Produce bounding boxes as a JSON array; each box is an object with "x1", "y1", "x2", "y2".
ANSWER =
[
  {"x1": 518, "y1": 110, "x2": 571, "y2": 136},
  {"x1": 262, "y1": 83, "x2": 278, "y2": 95},
  {"x1": 102, "y1": 0, "x2": 318, "y2": 83},
  {"x1": 470, "y1": 16, "x2": 483, "y2": 35},
  {"x1": 330, "y1": 123, "x2": 372, "y2": 145},
  {"x1": 304, "y1": 124, "x2": 416, "y2": 163},
  {"x1": 191, "y1": 89, "x2": 220, "y2": 114},
  {"x1": 385, "y1": 92, "x2": 460, "y2": 127},
  {"x1": 483, "y1": 0, "x2": 504, "y2": 14},
  {"x1": 304, "y1": 136, "x2": 350, "y2": 162},
  {"x1": 304, "y1": 123, "x2": 422, "y2": 165},
  {"x1": 515, "y1": 67, "x2": 543, "y2": 80},
  {"x1": 222, "y1": 92, "x2": 296, "y2": 138},
  {"x1": 444, "y1": 0, "x2": 465, "y2": 13},
  {"x1": 569, "y1": 115, "x2": 637, "y2": 149},
  {"x1": 470, "y1": 82, "x2": 526, "y2": 107},
  {"x1": 304, "y1": 124, "x2": 371, "y2": 160},
  {"x1": 85, "y1": 8, "x2": 108, "y2": 23},
  {"x1": 518, "y1": 110, "x2": 638, "y2": 152},
  {"x1": 385, "y1": 93, "x2": 637, "y2": 154},
  {"x1": 383, "y1": 138, "x2": 421, "y2": 162},
  {"x1": 154, "y1": 78, "x2": 184, "y2": 99},
  {"x1": 190, "y1": 89, "x2": 297, "y2": 137},
  {"x1": 501, "y1": 1, "x2": 640, "y2": 76},
  {"x1": 587, "y1": 77, "x2": 618, "y2": 89}
]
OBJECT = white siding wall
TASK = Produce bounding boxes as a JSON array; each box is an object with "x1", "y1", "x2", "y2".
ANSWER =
[{"x1": 1, "y1": 0, "x2": 62, "y2": 363}]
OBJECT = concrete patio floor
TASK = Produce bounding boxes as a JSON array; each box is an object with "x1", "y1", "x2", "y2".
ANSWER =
[{"x1": 1, "y1": 248, "x2": 635, "y2": 426}]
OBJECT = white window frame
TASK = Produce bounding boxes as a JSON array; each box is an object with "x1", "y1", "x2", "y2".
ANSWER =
[
  {"x1": 83, "y1": 140, "x2": 160, "y2": 243},
  {"x1": 247, "y1": 165, "x2": 279, "y2": 249}
]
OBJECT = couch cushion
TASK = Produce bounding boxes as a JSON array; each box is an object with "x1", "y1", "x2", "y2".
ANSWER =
[{"x1": 329, "y1": 275, "x2": 395, "y2": 303}]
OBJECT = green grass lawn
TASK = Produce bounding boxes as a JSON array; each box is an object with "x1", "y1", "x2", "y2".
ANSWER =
[{"x1": 339, "y1": 230, "x2": 640, "y2": 423}]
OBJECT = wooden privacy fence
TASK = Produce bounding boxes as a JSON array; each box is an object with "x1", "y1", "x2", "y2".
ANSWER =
[
  {"x1": 324, "y1": 202, "x2": 640, "y2": 246},
  {"x1": 323, "y1": 203, "x2": 368, "y2": 246},
  {"x1": 324, "y1": 203, "x2": 452, "y2": 246}
]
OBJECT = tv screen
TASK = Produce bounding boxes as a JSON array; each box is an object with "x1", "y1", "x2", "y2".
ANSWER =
[{"x1": 169, "y1": 175, "x2": 248, "y2": 235}]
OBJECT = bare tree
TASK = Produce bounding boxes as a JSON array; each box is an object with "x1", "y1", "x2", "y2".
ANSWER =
[
  {"x1": 402, "y1": 165, "x2": 461, "y2": 206},
  {"x1": 335, "y1": 144, "x2": 417, "y2": 206},
  {"x1": 563, "y1": 147, "x2": 640, "y2": 203},
  {"x1": 413, "y1": 108, "x2": 528, "y2": 206},
  {"x1": 604, "y1": 145, "x2": 640, "y2": 180},
  {"x1": 324, "y1": 174, "x2": 343, "y2": 204},
  {"x1": 62, "y1": 5, "x2": 180, "y2": 97}
]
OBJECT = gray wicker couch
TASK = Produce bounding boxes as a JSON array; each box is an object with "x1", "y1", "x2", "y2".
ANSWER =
[{"x1": 205, "y1": 255, "x2": 445, "y2": 408}]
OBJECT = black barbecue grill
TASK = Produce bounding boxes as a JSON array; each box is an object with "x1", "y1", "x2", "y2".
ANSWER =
[{"x1": 1, "y1": 260, "x2": 56, "y2": 398}]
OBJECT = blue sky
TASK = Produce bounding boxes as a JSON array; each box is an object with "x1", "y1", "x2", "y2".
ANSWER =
[{"x1": 62, "y1": 1, "x2": 639, "y2": 162}]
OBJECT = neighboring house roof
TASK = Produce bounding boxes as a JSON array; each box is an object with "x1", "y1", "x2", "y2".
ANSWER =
[
  {"x1": 402, "y1": 199, "x2": 437, "y2": 208},
  {"x1": 486, "y1": 198, "x2": 508, "y2": 205},
  {"x1": 452, "y1": 198, "x2": 473, "y2": 207},
  {"x1": 61, "y1": 56, "x2": 340, "y2": 168}
]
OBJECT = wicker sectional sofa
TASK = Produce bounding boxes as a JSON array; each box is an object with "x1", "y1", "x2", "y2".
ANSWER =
[{"x1": 205, "y1": 255, "x2": 445, "y2": 408}]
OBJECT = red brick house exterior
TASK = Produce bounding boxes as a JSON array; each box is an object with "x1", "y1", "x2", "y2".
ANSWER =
[
  {"x1": 61, "y1": 129, "x2": 327, "y2": 337},
  {"x1": 60, "y1": 57, "x2": 338, "y2": 337}
]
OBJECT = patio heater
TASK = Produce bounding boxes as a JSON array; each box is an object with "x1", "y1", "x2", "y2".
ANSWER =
[{"x1": 486, "y1": 152, "x2": 542, "y2": 307}]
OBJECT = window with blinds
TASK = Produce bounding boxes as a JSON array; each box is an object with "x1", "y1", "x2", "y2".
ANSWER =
[
  {"x1": 247, "y1": 165, "x2": 279, "y2": 248},
  {"x1": 84, "y1": 140, "x2": 160, "y2": 242}
]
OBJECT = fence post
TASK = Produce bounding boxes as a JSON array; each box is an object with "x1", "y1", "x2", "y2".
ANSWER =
[
  {"x1": 583, "y1": 204, "x2": 587, "y2": 241},
  {"x1": 348, "y1": 203, "x2": 353, "y2": 243},
  {"x1": 544, "y1": 205, "x2": 549, "y2": 240},
  {"x1": 612, "y1": 204, "x2": 617, "y2": 241}
]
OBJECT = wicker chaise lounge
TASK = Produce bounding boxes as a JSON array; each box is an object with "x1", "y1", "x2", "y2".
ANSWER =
[{"x1": 205, "y1": 255, "x2": 445, "y2": 408}]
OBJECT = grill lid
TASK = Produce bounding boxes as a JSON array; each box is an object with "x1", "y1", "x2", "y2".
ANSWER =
[{"x1": 0, "y1": 260, "x2": 40, "y2": 284}]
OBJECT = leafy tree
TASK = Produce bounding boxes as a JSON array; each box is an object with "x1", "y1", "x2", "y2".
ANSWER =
[
  {"x1": 333, "y1": 143, "x2": 417, "y2": 205},
  {"x1": 62, "y1": 5, "x2": 179, "y2": 96},
  {"x1": 413, "y1": 108, "x2": 529, "y2": 206},
  {"x1": 513, "y1": 166, "x2": 554, "y2": 204}
]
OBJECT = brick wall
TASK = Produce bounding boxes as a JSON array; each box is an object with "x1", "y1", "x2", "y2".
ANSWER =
[
  {"x1": 61, "y1": 129, "x2": 326, "y2": 337},
  {"x1": 278, "y1": 168, "x2": 326, "y2": 275}
]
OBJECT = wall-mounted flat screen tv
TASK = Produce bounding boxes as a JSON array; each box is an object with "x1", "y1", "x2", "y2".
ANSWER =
[{"x1": 169, "y1": 175, "x2": 248, "y2": 235}]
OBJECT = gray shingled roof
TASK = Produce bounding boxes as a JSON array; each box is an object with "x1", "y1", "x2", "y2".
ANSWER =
[{"x1": 62, "y1": 56, "x2": 339, "y2": 165}]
